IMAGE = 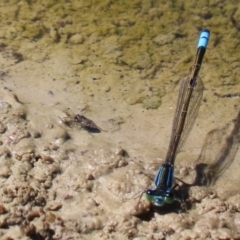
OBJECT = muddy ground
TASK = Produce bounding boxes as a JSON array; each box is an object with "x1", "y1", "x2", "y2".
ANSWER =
[{"x1": 0, "y1": 0, "x2": 240, "y2": 239}]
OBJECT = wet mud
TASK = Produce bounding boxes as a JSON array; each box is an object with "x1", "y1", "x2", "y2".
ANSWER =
[{"x1": 0, "y1": 0, "x2": 240, "y2": 239}]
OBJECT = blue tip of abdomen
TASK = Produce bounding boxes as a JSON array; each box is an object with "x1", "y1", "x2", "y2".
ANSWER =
[{"x1": 198, "y1": 29, "x2": 210, "y2": 49}]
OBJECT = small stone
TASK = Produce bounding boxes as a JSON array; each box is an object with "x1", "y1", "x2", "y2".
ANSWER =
[
  {"x1": 0, "y1": 122, "x2": 6, "y2": 134},
  {"x1": 49, "y1": 27, "x2": 60, "y2": 42},
  {"x1": 0, "y1": 205, "x2": 7, "y2": 214},
  {"x1": 69, "y1": 34, "x2": 84, "y2": 44},
  {"x1": 153, "y1": 33, "x2": 175, "y2": 46}
]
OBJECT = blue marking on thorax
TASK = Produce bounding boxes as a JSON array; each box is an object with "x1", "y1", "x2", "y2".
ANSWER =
[
  {"x1": 154, "y1": 164, "x2": 174, "y2": 189},
  {"x1": 167, "y1": 166, "x2": 174, "y2": 187},
  {"x1": 154, "y1": 166, "x2": 164, "y2": 187}
]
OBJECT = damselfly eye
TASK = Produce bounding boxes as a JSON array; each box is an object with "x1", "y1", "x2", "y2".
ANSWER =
[
  {"x1": 145, "y1": 190, "x2": 155, "y2": 202},
  {"x1": 164, "y1": 192, "x2": 174, "y2": 204}
]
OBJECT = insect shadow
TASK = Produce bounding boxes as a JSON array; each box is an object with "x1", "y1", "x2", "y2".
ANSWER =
[{"x1": 193, "y1": 110, "x2": 240, "y2": 187}]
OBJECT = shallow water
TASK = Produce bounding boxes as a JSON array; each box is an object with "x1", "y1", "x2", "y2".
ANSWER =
[{"x1": 0, "y1": 0, "x2": 240, "y2": 239}]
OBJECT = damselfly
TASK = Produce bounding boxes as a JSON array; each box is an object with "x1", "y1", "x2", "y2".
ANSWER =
[{"x1": 145, "y1": 29, "x2": 210, "y2": 207}]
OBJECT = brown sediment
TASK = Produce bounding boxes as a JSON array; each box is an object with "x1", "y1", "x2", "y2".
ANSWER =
[
  {"x1": 0, "y1": 0, "x2": 240, "y2": 239},
  {"x1": 230, "y1": 11, "x2": 240, "y2": 32}
]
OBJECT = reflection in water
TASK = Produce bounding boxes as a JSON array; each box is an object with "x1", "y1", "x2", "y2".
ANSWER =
[{"x1": 194, "y1": 110, "x2": 240, "y2": 186}]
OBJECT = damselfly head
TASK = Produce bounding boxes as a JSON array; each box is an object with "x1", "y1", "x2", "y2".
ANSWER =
[{"x1": 145, "y1": 189, "x2": 174, "y2": 207}]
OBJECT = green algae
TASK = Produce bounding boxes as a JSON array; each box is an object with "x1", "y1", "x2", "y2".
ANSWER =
[
  {"x1": 0, "y1": 0, "x2": 240, "y2": 112},
  {"x1": 142, "y1": 96, "x2": 161, "y2": 109}
]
